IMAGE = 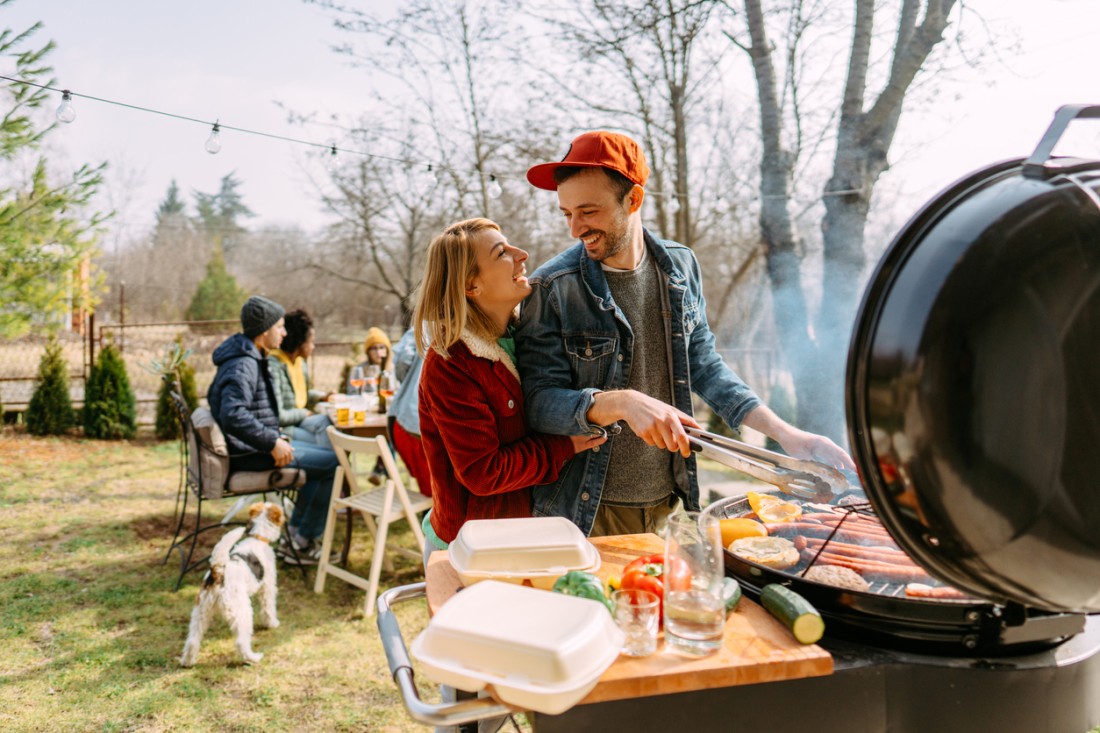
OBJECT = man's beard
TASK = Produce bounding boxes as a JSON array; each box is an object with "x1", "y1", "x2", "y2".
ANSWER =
[{"x1": 584, "y1": 210, "x2": 631, "y2": 263}]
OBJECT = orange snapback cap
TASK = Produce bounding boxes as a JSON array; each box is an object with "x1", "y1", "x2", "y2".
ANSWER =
[{"x1": 526, "y1": 130, "x2": 650, "y2": 191}]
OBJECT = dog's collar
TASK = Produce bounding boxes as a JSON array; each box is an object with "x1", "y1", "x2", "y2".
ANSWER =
[{"x1": 254, "y1": 536, "x2": 272, "y2": 545}]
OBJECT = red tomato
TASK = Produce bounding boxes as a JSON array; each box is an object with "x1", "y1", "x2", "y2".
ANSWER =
[{"x1": 620, "y1": 553, "x2": 692, "y2": 619}]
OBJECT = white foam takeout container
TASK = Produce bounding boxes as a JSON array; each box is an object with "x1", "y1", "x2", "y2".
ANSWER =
[
  {"x1": 411, "y1": 580, "x2": 624, "y2": 715},
  {"x1": 448, "y1": 516, "x2": 601, "y2": 589}
]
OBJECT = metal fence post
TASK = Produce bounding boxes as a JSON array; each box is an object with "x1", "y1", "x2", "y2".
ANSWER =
[{"x1": 87, "y1": 312, "x2": 96, "y2": 378}]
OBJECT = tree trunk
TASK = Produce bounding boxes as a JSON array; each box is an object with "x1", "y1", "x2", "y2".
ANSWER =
[
  {"x1": 812, "y1": 0, "x2": 957, "y2": 440},
  {"x1": 740, "y1": 0, "x2": 819, "y2": 431}
]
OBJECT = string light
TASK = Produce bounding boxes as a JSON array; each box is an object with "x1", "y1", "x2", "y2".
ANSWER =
[
  {"x1": 4, "y1": 75, "x2": 829, "y2": 203},
  {"x1": 415, "y1": 164, "x2": 437, "y2": 195},
  {"x1": 204, "y1": 122, "x2": 222, "y2": 154},
  {"x1": 325, "y1": 143, "x2": 341, "y2": 173},
  {"x1": 487, "y1": 174, "x2": 503, "y2": 200},
  {"x1": 56, "y1": 90, "x2": 75, "y2": 123}
]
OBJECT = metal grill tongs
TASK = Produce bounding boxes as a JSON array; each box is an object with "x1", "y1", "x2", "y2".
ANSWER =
[{"x1": 685, "y1": 426, "x2": 848, "y2": 503}]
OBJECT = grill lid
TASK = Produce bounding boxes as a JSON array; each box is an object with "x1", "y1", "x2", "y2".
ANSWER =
[{"x1": 846, "y1": 104, "x2": 1100, "y2": 613}]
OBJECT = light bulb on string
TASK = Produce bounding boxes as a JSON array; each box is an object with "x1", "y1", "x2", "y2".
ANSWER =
[
  {"x1": 414, "y1": 164, "x2": 437, "y2": 195},
  {"x1": 325, "y1": 144, "x2": 341, "y2": 174},
  {"x1": 56, "y1": 90, "x2": 76, "y2": 123},
  {"x1": 487, "y1": 174, "x2": 503, "y2": 200},
  {"x1": 205, "y1": 122, "x2": 222, "y2": 154}
]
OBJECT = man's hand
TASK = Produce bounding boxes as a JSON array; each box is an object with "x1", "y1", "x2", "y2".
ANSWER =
[
  {"x1": 271, "y1": 437, "x2": 294, "y2": 467},
  {"x1": 776, "y1": 429, "x2": 856, "y2": 472},
  {"x1": 742, "y1": 405, "x2": 856, "y2": 471},
  {"x1": 588, "y1": 390, "x2": 700, "y2": 458}
]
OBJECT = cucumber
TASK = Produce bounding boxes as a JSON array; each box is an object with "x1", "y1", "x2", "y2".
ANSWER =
[
  {"x1": 760, "y1": 584, "x2": 824, "y2": 644},
  {"x1": 722, "y1": 577, "x2": 742, "y2": 612}
]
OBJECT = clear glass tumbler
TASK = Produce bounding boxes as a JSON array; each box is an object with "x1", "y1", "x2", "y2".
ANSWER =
[
  {"x1": 611, "y1": 589, "x2": 660, "y2": 657},
  {"x1": 663, "y1": 511, "x2": 726, "y2": 656}
]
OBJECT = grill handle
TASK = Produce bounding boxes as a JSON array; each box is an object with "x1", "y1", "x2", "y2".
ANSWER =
[
  {"x1": 1022, "y1": 104, "x2": 1100, "y2": 179},
  {"x1": 376, "y1": 582, "x2": 516, "y2": 728}
]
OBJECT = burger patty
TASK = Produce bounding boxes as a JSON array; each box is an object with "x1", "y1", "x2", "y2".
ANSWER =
[{"x1": 803, "y1": 564, "x2": 871, "y2": 591}]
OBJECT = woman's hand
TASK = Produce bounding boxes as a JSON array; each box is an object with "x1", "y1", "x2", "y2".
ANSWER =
[{"x1": 568, "y1": 433, "x2": 607, "y2": 454}]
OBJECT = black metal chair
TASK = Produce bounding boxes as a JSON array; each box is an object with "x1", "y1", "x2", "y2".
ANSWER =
[{"x1": 163, "y1": 391, "x2": 306, "y2": 590}]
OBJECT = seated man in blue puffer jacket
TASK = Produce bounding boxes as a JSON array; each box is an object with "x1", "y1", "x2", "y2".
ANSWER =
[{"x1": 207, "y1": 295, "x2": 338, "y2": 565}]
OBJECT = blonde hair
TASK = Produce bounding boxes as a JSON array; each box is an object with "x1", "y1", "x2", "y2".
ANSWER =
[{"x1": 413, "y1": 218, "x2": 503, "y2": 358}]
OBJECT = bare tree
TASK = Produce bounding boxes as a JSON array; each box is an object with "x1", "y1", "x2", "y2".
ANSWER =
[
  {"x1": 724, "y1": 0, "x2": 963, "y2": 437},
  {"x1": 310, "y1": 133, "x2": 449, "y2": 328},
  {"x1": 539, "y1": 0, "x2": 733, "y2": 247},
  {"x1": 306, "y1": 0, "x2": 524, "y2": 219},
  {"x1": 534, "y1": 0, "x2": 768, "y2": 362}
]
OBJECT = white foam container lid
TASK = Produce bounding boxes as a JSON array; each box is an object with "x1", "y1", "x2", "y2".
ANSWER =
[
  {"x1": 411, "y1": 580, "x2": 623, "y2": 715},
  {"x1": 448, "y1": 517, "x2": 600, "y2": 587}
]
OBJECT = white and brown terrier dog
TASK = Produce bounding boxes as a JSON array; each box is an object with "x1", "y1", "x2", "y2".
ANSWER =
[{"x1": 180, "y1": 502, "x2": 285, "y2": 667}]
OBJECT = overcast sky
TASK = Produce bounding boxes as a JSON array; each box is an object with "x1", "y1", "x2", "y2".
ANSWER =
[{"x1": 3, "y1": 0, "x2": 1099, "y2": 241}]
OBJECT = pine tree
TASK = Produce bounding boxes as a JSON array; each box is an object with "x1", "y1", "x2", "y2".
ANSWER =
[
  {"x1": 193, "y1": 173, "x2": 254, "y2": 259},
  {"x1": 83, "y1": 342, "x2": 137, "y2": 439},
  {"x1": 153, "y1": 179, "x2": 189, "y2": 247},
  {"x1": 183, "y1": 243, "x2": 248, "y2": 324},
  {"x1": 26, "y1": 336, "x2": 74, "y2": 435}
]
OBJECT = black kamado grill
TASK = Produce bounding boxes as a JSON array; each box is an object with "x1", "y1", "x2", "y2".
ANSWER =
[
  {"x1": 687, "y1": 104, "x2": 1100, "y2": 731},
  {"x1": 378, "y1": 106, "x2": 1100, "y2": 733}
]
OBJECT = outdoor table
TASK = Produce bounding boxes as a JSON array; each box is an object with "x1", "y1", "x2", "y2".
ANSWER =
[
  {"x1": 333, "y1": 412, "x2": 388, "y2": 438},
  {"x1": 410, "y1": 533, "x2": 833, "y2": 730},
  {"x1": 403, "y1": 533, "x2": 1100, "y2": 732}
]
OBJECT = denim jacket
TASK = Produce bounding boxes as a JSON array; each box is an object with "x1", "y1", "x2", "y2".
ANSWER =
[{"x1": 515, "y1": 230, "x2": 761, "y2": 535}]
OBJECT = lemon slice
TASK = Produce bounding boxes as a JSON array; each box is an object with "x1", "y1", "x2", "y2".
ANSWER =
[{"x1": 746, "y1": 491, "x2": 802, "y2": 523}]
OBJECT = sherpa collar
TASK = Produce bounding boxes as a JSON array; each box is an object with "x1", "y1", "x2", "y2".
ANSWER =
[{"x1": 458, "y1": 328, "x2": 520, "y2": 383}]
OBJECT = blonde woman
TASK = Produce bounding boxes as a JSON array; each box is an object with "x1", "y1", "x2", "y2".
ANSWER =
[{"x1": 414, "y1": 218, "x2": 604, "y2": 558}]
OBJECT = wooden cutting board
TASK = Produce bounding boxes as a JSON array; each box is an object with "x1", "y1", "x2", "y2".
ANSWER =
[{"x1": 424, "y1": 532, "x2": 832, "y2": 704}]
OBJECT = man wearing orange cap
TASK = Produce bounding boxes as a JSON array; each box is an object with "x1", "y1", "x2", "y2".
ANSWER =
[{"x1": 517, "y1": 130, "x2": 854, "y2": 537}]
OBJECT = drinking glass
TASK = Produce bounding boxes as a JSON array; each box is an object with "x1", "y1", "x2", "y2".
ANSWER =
[
  {"x1": 364, "y1": 364, "x2": 381, "y2": 396},
  {"x1": 351, "y1": 395, "x2": 367, "y2": 424},
  {"x1": 611, "y1": 589, "x2": 660, "y2": 657},
  {"x1": 378, "y1": 370, "x2": 396, "y2": 400},
  {"x1": 349, "y1": 365, "x2": 366, "y2": 395},
  {"x1": 333, "y1": 394, "x2": 351, "y2": 425},
  {"x1": 663, "y1": 511, "x2": 726, "y2": 656},
  {"x1": 377, "y1": 370, "x2": 396, "y2": 412}
]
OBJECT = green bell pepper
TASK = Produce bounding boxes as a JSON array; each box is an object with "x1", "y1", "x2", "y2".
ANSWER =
[{"x1": 552, "y1": 570, "x2": 613, "y2": 613}]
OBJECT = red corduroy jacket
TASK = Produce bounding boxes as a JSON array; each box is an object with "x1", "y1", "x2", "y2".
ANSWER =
[{"x1": 419, "y1": 330, "x2": 575, "y2": 543}]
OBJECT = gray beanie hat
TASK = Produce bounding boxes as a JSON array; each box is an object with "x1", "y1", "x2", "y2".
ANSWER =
[{"x1": 241, "y1": 296, "x2": 285, "y2": 339}]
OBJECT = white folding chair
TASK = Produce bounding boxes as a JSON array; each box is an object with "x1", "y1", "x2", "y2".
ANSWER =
[{"x1": 315, "y1": 426, "x2": 432, "y2": 616}]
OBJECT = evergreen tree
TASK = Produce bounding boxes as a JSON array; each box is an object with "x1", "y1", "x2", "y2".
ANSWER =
[
  {"x1": 0, "y1": 14, "x2": 108, "y2": 338},
  {"x1": 193, "y1": 172, "x2": 253, "y2": 258},
  {"x1": 157, "y1": 180, "x2": 186, "y2": 221},
  {"x1": 83, "y1": 342, "x2": 137, "y2": 439},
  {"x1": 153, "y1": 179, "x2": 189, "y2": 245},
  {"x1": 183, "y1": 243, "x2": 248, "y2": 323},
  {"x1": 25, "y1": 335, "x2": 73, "y2": 435}
]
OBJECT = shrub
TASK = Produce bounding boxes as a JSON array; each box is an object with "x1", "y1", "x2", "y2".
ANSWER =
[
  {"x1": 155, "y1": 363, "x2": 198, "y2": 440},
  {"x1": 26, "y1": 336, "x2": 74, "y2": 435},
  {"x1": 146, "y1": 340, "x2": 199, "y2": 440},
  {"x1": 184, "y1": 244, "x2": 248, "y2": 333},
  {"x1": 84, "y1": 342, "x2": 137, "y2": 439}
]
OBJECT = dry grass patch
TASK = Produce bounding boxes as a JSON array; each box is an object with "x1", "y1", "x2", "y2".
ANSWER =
[{"x1": 0, "y1": 430, "x2": 444, "y2": 732}]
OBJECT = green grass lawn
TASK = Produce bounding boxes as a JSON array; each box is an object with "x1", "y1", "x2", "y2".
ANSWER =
[{"x1": 0, "y1": 430, "x2": 440, "y2": 732}]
